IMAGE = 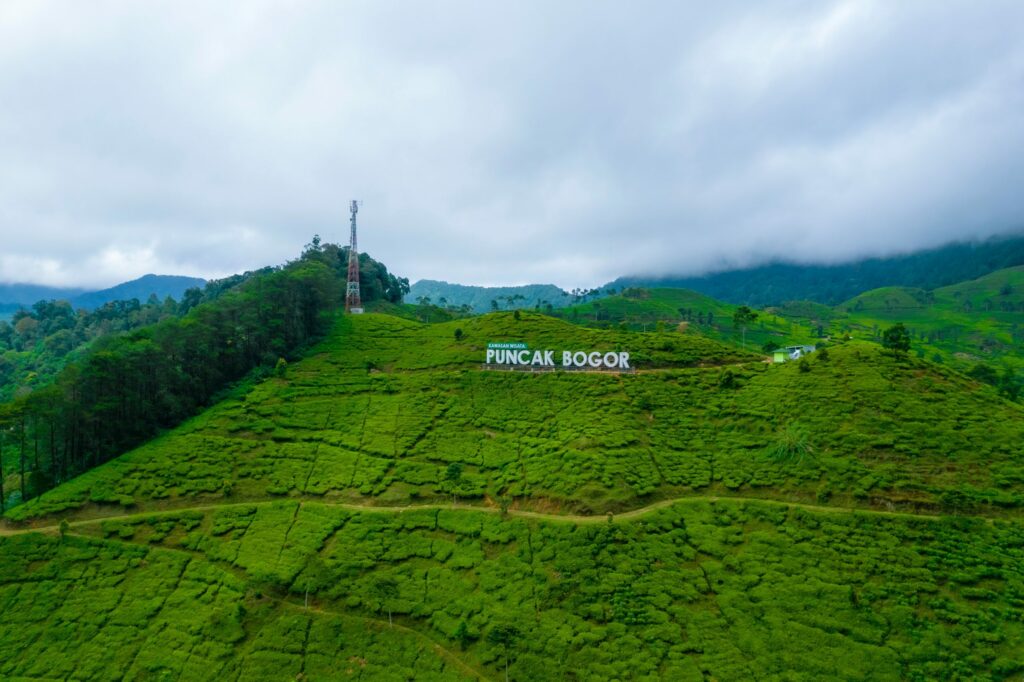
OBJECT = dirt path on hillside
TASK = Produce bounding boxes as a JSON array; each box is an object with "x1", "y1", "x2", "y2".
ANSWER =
[
  {"x1": 0, "y1": 493, "x2": 970, "y2": 538},
  {"x1": 281, "y1": 600, "x2": 491, "y2": 681}
]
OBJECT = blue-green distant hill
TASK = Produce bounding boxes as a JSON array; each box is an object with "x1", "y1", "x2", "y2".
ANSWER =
[
  {"x1": 611, "y1": 233, "x2": 1024, "y2": 307},
  {"x1": 0, "y1": 274, "x2": 206, "y2": 311},
  {"x1": 406, "y1": 279, "x2": 572, "y2": 312},
  {"x1": 0, "y1": 283, "x2": 85, "y2": 306},
  {"x1": 68, "y1": 274, "x2": 206, "y2": 309}
]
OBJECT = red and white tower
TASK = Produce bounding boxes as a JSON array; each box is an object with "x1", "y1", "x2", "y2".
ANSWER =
[{"x1": 345, "y1": 200, "x2": 363, "y2": 314}]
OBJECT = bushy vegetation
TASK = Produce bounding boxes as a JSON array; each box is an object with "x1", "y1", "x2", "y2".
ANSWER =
[
  {"x1": 0, "y1": 296, "x2": 181, "y2": 402},
  {"x1": 0, "y1": 530, "x2": 474, "y2": 680}
]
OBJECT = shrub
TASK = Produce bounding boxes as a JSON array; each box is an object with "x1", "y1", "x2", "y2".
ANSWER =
[{"x1": 766, "y1": 424, "x2": 815, "y2": 465}]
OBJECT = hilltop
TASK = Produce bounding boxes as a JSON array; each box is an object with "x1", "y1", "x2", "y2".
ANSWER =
[
  {"x1": 0, "y1": 245, "x2": 407, "y2": 498},
  {"x1": 69, "y1": 273, "x2": 207, "y2": 309},
  {"x1": 0, "y1": 273, "x2": 206, "y2": 310},
  {"x1": 838, "y1": 265, "x2": 1024, "y2": 318},
  {"x1": 0, "y1": 282, "x2": 86, "y2": 307},
  {"x1": 7, "y1": 312, "x2": 758, "y2": 520},
  {"x1": 406, "y1": 280, "x2": 573, "y2": 313}
]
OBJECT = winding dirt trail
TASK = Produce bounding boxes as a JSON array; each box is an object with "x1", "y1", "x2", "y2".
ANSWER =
[
  {"x1": 0, "y1": 493, "x2": 963, "y2": 538},
  {"x1": 281, "y1": 600, "x2": 490, "y2": 681}
]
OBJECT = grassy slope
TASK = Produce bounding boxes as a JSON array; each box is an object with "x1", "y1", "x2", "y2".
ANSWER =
[
  {"x1": 3, "y1": 310, "x2": 1024, "y2": 680},
  {"x1": 3, "y1": 500, "x2": 1024, "y2": 680},
  {"x1": 406, "y1": 280, "x2": 572, "y2": 313},
  {"x1": 555, "y1": 287, "x2": 820, "y2": 348},
  {"x1": 8, "y1": 311, "x2": 1023, "y2": 523},
  {"x1": 561, "y1": 271, "x2": 1024, "y2": 374},
  {"x1": 6, "y1": 312, "x2": 760, "y2": 521},
  {"x1": 819, "y1": 266, "x2": 1024, "y2": 370}
]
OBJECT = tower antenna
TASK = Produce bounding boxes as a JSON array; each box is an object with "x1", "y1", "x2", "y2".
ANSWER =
[{"x1": 345, "y1": 200, "x2": 363, "y2": 314}]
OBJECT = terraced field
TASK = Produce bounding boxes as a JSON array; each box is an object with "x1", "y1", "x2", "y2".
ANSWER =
[
  {"x1": 3, "y1": 311, "x2": 1024, "y2": 680},
  {"x1": 4, "y1": 498, "x2": 1024, "y2": 680}
]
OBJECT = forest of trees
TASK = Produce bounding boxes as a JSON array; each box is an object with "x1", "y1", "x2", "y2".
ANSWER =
[
  {"x1": 1, "y1": 297, "x2": 179, "y2": 402},
  {"x1": 0, "y1": 242, "x2": 408, "y2": 511}
]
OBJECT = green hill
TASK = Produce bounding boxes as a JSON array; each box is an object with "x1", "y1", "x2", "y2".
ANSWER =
[
  {"x1": 555, "y1": 287, "x2": 820, "y2": 349},
  {"x1": 68, "y1": 274, "x2": 207, "y2": 310},
  {"x1": 3, "y1": 309, "x2": 1024, "y2": 680},
  {"x1": 824, "y1": 266, "x2": 1024, "y2": 373},
  {"x1": 5, "y1": 312, "x2": 760, "y2": 520},
  {"x1": 9, "y1": 313, "x2": 1022, "y2": 523},
  {"x1": 407, "y1": 280, "x2": 574, "y2": 313}
]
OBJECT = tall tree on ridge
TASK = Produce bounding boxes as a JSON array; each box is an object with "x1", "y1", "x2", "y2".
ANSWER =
[
  {"x1": 882, "y1": 323, "x2": 911, "y2": 358},
  {"x1": 732, "y1": 306, "x2": 758, "y2": 349}
]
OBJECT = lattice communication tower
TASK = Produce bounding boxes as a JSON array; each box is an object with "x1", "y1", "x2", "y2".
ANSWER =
[{"x1": 345, "y1": 200, "x2": 363, "y2": 313}]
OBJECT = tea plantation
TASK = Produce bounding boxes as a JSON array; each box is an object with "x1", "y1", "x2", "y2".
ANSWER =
[
  {"x1": 3, "y1": 310, "x2": 1024, "y2": 680},
  {"x1": 832, "y1": 266, "x2": 1024, "y2": 372},
  {"x1": 557, "y1": 267, "x2": 1024, "y2": 377}
]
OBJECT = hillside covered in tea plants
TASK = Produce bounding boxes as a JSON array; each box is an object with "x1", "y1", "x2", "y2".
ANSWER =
[
  {"x1": 829, "y1": 266, "x2": 1024, "y2": 372},
  {"x1": 556, "y1": 269, "x2": 1024, "y2": 397},
  {"x1": 2, "y1": 309, "x2": 1024, "y2": 680}
]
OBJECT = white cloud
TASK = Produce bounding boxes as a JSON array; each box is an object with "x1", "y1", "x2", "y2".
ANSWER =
[{"x1": 0, "y1": 0, "x2": 1022, "y2": 290}]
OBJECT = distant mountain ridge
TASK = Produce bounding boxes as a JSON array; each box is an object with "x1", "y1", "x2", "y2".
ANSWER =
[
  {"x1": 0, "y1": 274, "x2": 206, "y2": 311},
  {"x1": 0, "y1": 282, "x2": 85, "y2": 306},
  {"x1": 406, "y1": 280, "x2": 571, "y2": 312},
  {"x1": 610, "y1": 233, "x2": 1024, "y2": 307},
  {"x1": 69, "y1": 274, "x2": 206, "y2": 309}
]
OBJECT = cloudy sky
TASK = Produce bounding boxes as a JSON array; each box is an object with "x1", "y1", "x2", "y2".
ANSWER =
[{"x1": 1, "y1": 1, "x2": 1023, "y2": 290}]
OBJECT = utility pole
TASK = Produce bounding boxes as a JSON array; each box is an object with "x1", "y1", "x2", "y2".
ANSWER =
[{"x1": 346, "y1": 200, "x2": 364, "y2": 314}]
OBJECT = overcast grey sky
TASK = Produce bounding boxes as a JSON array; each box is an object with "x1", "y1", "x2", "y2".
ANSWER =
[{"x1": 1, "y1": 1, "x2": 1023, "y2": 289}]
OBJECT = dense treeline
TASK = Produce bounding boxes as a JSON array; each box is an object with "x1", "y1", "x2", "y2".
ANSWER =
[
  {"x1": 0, "y1": 269, "x2": 269, "y2": 402},
  {"x1": 0, "y1": 243, "x2": 407, "y2": 510},
  {"x1": 0, "y1": 297, "x2": 179, "y2": 402}
]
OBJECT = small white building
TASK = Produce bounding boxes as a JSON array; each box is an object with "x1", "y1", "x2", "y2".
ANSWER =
[{"x1": 772, "y1": 345, "x2": 816, "y2": 363}]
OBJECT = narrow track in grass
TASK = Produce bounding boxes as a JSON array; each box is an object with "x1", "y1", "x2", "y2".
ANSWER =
[
  {"x1": 0, "y1": 492, "x2": 981, "y2": 537},
  {"x1": 280, "y1": 600, "x2": 492, "y2": 681}
]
